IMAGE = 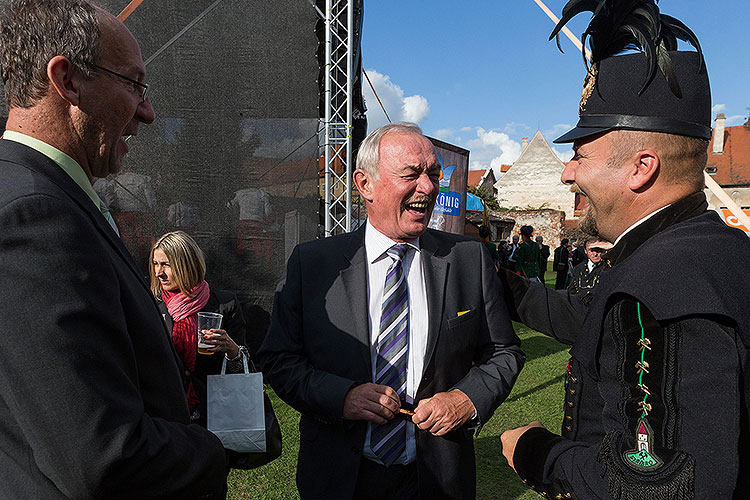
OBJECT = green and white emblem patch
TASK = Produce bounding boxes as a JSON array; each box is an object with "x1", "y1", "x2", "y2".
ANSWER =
[{"x1": 623, "y1": 418, "x2": 664, "y2": 471}]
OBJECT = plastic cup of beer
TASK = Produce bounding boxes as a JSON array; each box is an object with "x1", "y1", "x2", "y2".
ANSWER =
[{"x1": 197, "y1": 312, "x2": 223, "y2": 355}]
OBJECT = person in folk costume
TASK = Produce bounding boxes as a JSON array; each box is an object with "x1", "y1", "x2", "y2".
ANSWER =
[{"x1": 498, "y1": 1, "x2": 750, "y2": 499}]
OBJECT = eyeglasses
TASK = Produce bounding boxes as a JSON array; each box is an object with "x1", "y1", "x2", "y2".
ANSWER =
[{"x1": 93, "y1": 64, "x2": 149, "y2": 103}]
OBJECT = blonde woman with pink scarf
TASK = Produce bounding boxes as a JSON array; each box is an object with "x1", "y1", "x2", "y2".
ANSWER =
[{"x1": 149, "y1": 231, "x2": 247, "y2": 427}]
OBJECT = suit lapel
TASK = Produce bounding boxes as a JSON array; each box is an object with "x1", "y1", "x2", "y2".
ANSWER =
[
  {"x1": 420, "y1": 230, "x2": 448, "y2": 375},
  {"x1": 1, "y1": 141, "x2": 149, "y2": 289},
  {"x1": 339, "y1": 226, "x2": 372, "y2": 372},
  {"x1": 0, "y1": 141, "x2": 175, "y2": 351}
]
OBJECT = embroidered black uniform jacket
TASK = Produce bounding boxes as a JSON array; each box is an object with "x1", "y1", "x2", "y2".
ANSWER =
[{"x1": 507, "y1": 193, "x2": 750, "y2": 500}]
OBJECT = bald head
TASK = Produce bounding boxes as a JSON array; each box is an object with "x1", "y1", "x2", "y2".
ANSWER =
[{"x1": 94, "y1": 6, "x2": 145, "y2": 82}]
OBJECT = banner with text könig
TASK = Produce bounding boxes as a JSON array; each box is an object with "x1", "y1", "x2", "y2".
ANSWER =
[{"x1": 427, "y1": 137, "x2": 469, "y2": 235}]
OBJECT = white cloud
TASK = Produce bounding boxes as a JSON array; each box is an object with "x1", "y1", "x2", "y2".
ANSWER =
[
  {"x1": 402, "y1": 95, "x2": 430, "y2": 123},
  {"x1": 726, "y1": 114, "x2": 747, "y2": 126},
  {"x1": 362, "y1": 69, "x2": 430, "y2": 130},
  {"x1": 709, "y1": 105, "x2": 746, "y2": 125},
  {"x1": 433, "y1": 128, "x2": 454, "y2": 140},
  {"x1": 543, "y1": 123, "x2": 573, "y2": 140},
  {"x1": 453, "y1": 125, "x2": 575, "y2": 175},
  {"x1": 503, "y1": 122, "x2": 532, "y2": 135},
  {"x1": 464, "y1": 127, "x2": 522, "y2": 177}
]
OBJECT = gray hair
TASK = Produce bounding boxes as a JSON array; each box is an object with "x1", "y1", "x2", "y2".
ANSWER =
[
  {"x1": 355, "y1": 122, "x2": 424, "y2": 178},
  {"x1": 0, "y1": 0, "x2": 101, "y2": 108}
]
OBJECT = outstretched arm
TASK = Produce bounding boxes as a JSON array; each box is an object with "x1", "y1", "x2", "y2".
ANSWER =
[{"x1": 502, "y1": 302, "x2": 743, "y2": 499}]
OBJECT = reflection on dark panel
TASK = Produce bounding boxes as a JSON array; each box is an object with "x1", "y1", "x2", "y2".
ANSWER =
[{"x1": 0, "y1": 0, "x2": 321, "y2": 347}]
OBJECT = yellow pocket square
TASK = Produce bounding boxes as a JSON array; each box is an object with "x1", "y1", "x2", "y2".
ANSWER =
[{"x1": 457, "y1": 310, "x2": 471, "y2": 317}]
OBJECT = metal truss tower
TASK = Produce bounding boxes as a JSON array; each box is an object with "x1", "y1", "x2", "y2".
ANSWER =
[{"x1": 317, "y1": 0, "x2": 354, "y2": 236}]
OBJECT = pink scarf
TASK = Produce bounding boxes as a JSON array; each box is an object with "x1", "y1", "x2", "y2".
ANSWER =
[{"x1": 162, "y1": 280, "x2": 210, "y2": 410}]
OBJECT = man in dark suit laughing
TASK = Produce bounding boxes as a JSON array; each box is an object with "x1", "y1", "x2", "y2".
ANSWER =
[{"x1": 259, "y1": 122, "x2": 524, "y2": 500}]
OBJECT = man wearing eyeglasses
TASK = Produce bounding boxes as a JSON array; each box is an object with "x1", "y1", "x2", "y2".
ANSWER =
[{"x1": 0, "y1": 1, "x2": 226, "y2": 499}]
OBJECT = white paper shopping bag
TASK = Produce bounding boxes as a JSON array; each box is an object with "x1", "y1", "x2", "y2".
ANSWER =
[{"x1": 207, "y1": 357, "x2": 266, "y2": 452}]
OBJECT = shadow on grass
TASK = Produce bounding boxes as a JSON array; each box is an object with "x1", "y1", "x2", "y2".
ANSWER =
[
  {"x1": 227, "y1": 390, "x2": 301, "y2": 500},
  {"x1": 519, "y1": 332, "x2": 570, "y2": 361},
  {"x1": 475, "y1": 433, "x2": 532, "y2": 499},
  {"x1": 505, "y1": 373, "x2": 565, "y2": 404}
]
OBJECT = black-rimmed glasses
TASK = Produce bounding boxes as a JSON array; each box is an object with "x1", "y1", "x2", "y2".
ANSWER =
[{"x1": 93, "y1": 64, "x2": 149, "y2": 102}]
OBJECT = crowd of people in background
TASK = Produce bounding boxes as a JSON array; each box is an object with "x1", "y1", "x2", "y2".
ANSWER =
[{"x1": 479, "y1": 223, "x2": 601, "y2": 290}]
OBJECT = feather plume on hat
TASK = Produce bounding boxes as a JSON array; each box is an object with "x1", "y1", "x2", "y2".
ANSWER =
[{"x1": 549, "y1": 0, "x2": 703, "y2": 98}]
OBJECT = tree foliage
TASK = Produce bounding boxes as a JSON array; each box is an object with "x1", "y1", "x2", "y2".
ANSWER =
[{"x1": 467, "y1": 184, "x2": 500, "y2": 211}]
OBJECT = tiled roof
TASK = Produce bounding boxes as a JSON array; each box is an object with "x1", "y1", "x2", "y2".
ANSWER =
[
  {"x1": 707, "y1": 120, "x2": 750, "y2": 186},
  {"x1": 467, "y1": 169, "x2": 486, "y2": 187}
]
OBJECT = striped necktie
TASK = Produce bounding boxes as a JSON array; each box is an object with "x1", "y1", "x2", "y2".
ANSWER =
[{"x1": 371, "y1": 243, "x2": 409, "y2": 466}]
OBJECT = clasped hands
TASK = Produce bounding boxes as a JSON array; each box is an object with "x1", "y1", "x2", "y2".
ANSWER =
[{"x1": 342, "y1": 383, "x2": 475, "y2": 436}]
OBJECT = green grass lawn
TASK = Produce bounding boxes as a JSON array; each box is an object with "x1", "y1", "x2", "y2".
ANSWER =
[{"x1": 229, "y1": 273, "x2": 568, "y2": 499}]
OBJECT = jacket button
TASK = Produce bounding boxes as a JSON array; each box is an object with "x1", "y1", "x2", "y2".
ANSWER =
[
  {"x1": 566, "y1": 415, "x2": 573, "y2": 421},
  {"x1": 569, "y1": 389, "x2": 576, "y2": 395},
  {"x1": 184, "y1": 370, "x2": 191, "y2": 377},
  {"x1": 565, "y1": 425, "x2": 572, "y2": 432},
  {"x1": 567, "y1": 401, "x2": 574, "y2": 408},
  {"x1": 570, "y1": 377, "x2": 578, "y2": 383}
]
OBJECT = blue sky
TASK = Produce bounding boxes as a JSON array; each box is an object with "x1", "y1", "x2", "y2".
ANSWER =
[{"x1": 361, "y1": 0, "x2": 750, "y2": 174}]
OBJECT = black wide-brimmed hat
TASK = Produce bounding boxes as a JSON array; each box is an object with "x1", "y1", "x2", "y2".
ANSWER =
[{"x1": 550, "y1": 0, "x2": 711, "y2": 144}]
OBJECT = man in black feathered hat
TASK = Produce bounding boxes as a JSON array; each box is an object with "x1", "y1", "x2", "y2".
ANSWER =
[{"x1": 498, "y1": 1, "x2": 750, "y2": 498}]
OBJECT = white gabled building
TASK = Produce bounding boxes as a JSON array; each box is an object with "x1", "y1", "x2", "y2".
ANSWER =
[{"x1": 493, "y1": 130, "x2": 577, "y2": 219}]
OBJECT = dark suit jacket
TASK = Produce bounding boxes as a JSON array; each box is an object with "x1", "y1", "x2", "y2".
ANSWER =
[
  {"x1": 258, "y1": 226, "x2": 524, "y2": 500},
  {"x1": 0, "y1": 140, "x2": 226, "y2": 499},
  {"x1": 539, "y1": 244, "x2": 550, "y2": 272},
  {"x1": 552, "y1": 245, "x2": 569, "y2": 272}
]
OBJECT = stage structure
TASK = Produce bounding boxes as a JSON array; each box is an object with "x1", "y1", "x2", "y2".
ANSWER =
[
  {"x1": 314, "y1": 0, "x2": 366, "y2": 236},
  {"x1": 319, "y1": 0, "x2": 352, "y2": 235},
  {"x1": 0, "y1": 0, "x2": 325, "y2": 352}
]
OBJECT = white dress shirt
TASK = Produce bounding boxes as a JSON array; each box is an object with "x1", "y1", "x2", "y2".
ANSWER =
[
  {"x1": 362, "y1": 220, "x2": 429, "y2": 465},
  {"x1": 587, "y1": 259, "x2": 596, "y2": 273}
]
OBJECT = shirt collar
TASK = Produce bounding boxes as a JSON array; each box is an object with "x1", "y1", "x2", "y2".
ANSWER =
[
  {"x1": 604, "y1": 192, "x2": 708, "y2": 267},
  {"x1": 612, "y1": 204, "x2": 671, "y2": 247},
  {"x1": 3, "y1": 131, "x2": 106, "y2": 211},
  {"x1": 365, "y1": 220, "x2": 421, "y2": 264}
]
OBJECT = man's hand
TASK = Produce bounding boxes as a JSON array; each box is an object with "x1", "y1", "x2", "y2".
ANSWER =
[
  {"x1": 501, "y1": 421, "x2": 545, "y2": 472},
  {"x1": 342, "y1": 383, "x2": 401, "y2": 424},
  {"x1": 413, "y1": 390, "x2": 475, "y2": 436}
]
